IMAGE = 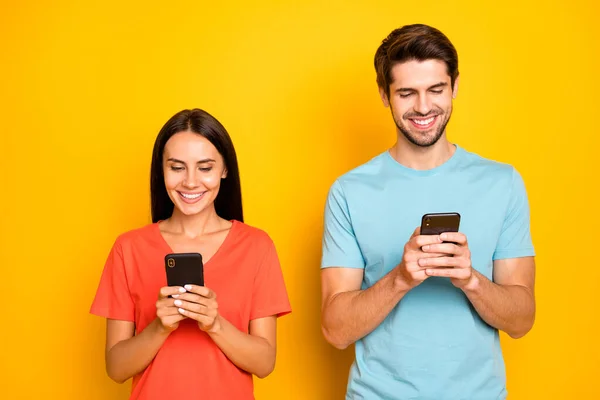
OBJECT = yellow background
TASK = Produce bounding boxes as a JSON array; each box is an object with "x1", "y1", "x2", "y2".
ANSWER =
[{"x1": 1, "y1": 0, "x2": 598, "y2": 398}]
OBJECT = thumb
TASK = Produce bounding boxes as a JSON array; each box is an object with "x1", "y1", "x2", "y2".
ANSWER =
[{"x1": 411, "y1": 226, "x2": 421, "y2": 238}]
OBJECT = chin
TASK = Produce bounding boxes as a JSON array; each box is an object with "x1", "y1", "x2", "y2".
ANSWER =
[
  {"x1": 178, "y1": 204, "x2": 206, "y2": 216},
  {"x1": 407, "y1": 128, "x2": 444, "y2": 147}
]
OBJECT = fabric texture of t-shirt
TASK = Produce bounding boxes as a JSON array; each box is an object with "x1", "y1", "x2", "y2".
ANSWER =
[
  {"x1": 91, "y1": 220, "x2": 291, "y2": 400},
  {"x1": 321, "y1": 145, "x2": 535, "y2": 400}
]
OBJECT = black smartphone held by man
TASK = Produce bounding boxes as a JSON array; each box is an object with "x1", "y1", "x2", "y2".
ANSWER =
[
  {"x1": 420, "y1": 212, "x2": 461, "y2": 236},
  {"x1": 165, "y1": 252, "x2": 204, "y2": 288}
]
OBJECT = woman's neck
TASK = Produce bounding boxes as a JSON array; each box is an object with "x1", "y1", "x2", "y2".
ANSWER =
[{"x1": 162, "y1": 207, "x2": 227, "y2": 239}]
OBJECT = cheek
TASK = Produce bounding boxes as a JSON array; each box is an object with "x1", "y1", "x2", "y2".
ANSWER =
[
  {"x1": 163, "y1": 171, "x2": 181, "y2": 189},
  {"x1": 438, "y1": 96, "x2": 453, "y2": 110},
  {"x1": 391, "y1": 100, "x2": 410, "y2": 118},
  {"x1": 201, "y1": 173, "x2": 223, "y2": 189}
]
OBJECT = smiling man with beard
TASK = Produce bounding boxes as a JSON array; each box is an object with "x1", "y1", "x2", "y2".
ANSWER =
[{"x1": 320, "y1": 24, "x2": 536, "y2": 400}]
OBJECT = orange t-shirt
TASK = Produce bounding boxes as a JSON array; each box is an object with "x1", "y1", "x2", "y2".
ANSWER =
[{"x1": 90, "y1": 220, "x2": 291, "y2": 399}]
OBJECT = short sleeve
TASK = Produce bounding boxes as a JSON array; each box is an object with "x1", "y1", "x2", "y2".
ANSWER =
[
  {"x1": 249, "y1": 239, "x2": 291, "y2": 320},
  {"x1": 492, "y1": 169, "x2": 536, "y2": 260},
  {"x1": 321, "y1": 180, "x2": 365, "y2": 269},
  {"x1": 90, "y1": 239, "x2": 135, "y2": 321}
]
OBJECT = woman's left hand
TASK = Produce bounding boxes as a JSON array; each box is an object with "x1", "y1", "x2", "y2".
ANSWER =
[{"x1": 173, "y1": 285, "x2": 220, "y2": 333}]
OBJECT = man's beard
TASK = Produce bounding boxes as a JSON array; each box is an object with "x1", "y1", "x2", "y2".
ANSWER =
[{"x1": 392, "y1": 106, "x2": 452, "y2": 148}]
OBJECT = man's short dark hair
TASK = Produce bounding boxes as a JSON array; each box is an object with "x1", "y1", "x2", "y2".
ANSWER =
[{"x1": 374, "y1": 24, "x2": 459, "y2": 97}]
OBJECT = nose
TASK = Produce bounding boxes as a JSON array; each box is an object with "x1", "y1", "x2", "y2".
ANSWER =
[
  {"x1": 413, "y1": 94, "x2": 433, "y2": 116},
  {"x1": 183, "y1": 169, "x2": 199, "y2": 189}
]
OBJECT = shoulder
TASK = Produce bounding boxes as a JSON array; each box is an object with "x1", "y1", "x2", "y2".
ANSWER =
[
  {"x1": 231, "y1": 220, "x2": 275, "y2": 249},
  {"x1": 229, "y1": 221, "x2": 281, "y2": 266},
  {"x1": 112, "y1": 223, "x2": 159, "y2": 251},
  {"x1": 337, "y1": 151, "x2": 388, "y2": 185},
  {"x1": 327, "y1": 151, "x2": 388, "y2": 196},
  {"x1": 458, "y1": 146, "x2": 518, "y2": 184}
]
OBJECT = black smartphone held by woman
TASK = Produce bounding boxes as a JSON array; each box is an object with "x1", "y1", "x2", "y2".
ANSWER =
[
  {"x1": 165, "y1": 252, "x2": 204, "y2": 288},
  {"x1": 420, "y1": 212, "x2": 461, "y2": 236}
]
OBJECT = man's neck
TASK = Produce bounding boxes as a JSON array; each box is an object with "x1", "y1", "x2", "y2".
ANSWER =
[{"x1": 389, "y1": 136, "x2": 456, "y2": 171}]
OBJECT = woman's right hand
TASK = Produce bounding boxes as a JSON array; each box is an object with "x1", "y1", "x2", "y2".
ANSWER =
[{"x1": 155, "y1": 286, "x2": 187, "y2": 333}]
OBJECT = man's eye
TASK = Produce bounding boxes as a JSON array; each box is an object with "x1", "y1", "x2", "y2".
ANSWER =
[
  {"x1": 430, "y1": 90, "x2": 443, "y2": 94},
  {"x1": 400, "y1": 93, "x2": 413, "y2": 98}
]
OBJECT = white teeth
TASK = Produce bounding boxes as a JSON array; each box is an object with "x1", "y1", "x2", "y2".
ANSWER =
[
  {"x1": 413, "y1": 117, "x2": 435, "y2": 125},
  {"x1": 181, "y1": 192, "x2": 202, "y2": 199}
]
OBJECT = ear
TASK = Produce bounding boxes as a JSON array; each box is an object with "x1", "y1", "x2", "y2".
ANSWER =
[
  {"x1": 221, "y1": 168, "x2": 228, "y2": 179},
  {"x1": 452, "y1": 75, "x2": 460, "y2": 99},
  {"x1": 379, "y1": 86, "x2": 390, "y2": 108}
]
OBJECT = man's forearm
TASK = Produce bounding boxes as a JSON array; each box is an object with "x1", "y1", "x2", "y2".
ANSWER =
[
  {"x1": 462, "y1": 269, "x2": 535, "y2": 338},
  {"x1": 321, "y1": 269, "x2": 408, "y2": 349}
]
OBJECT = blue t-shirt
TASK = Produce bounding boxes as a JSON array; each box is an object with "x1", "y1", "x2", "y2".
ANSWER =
[{"x1": 321, "y1": 145, "x2": 535, "y2": 400}]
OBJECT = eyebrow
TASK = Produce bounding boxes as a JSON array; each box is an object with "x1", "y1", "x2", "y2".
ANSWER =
[
  {"x1": 396, "y1": 82, "x2": 448, "y2": 92},
  {"x1": 166, "y1": 158, "x2": 216, "y2": 164}
]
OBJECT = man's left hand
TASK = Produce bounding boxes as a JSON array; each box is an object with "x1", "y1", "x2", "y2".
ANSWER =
[{"x1": 418, "y1": 232, "x2": 475, "y2": 289}]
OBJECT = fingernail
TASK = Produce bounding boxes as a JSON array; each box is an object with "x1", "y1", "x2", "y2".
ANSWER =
[
  {"x1": 440, "y1": 233, "x2": 447, "y2": 240},
  {"x1": 422, "y1": 245, "x2": 429, "y2": 251},
  {"x1": 184, "y1": 285, "x2": 193, "y2": 291},
  {"x1": 178, "y1": 308, "x2": 185, "y2": 314},
  {"x1": 172, "y1": 294, "x2": 180, "y2": 298},
  {"x1": 174, "y1": 300, "x2": 182, "y2": 306},
  {"x1": 178, "y1": 287, "x2": 186, "y2": 293}
]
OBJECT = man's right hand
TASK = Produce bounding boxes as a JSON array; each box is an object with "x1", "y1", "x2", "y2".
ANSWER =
[{"x1": 394, "y1": 227, "x2": 446, "y2": 291}]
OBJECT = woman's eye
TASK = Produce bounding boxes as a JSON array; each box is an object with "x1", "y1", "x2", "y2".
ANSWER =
[
  {"x1": 170, "y1": 166, "x2": 184, "y2": 171},
  {"x1": 199, "y1": 167, "x2": 213, "y2": 172}
]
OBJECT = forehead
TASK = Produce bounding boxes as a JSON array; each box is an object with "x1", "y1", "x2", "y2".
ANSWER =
[
  {"x1": 389, "y1": 59, "x2": 450, "y2": 89},
  {"x1": 164, "y1": 131, "x2": 221, "y2": 160}
]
